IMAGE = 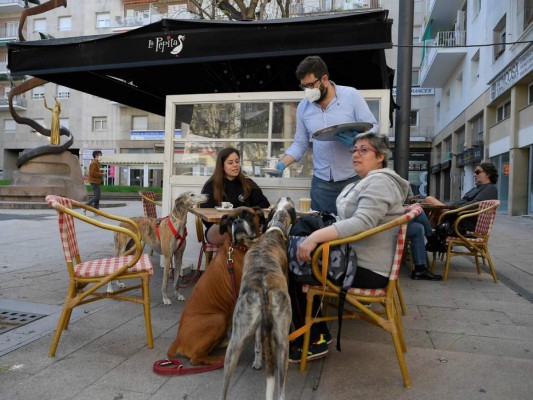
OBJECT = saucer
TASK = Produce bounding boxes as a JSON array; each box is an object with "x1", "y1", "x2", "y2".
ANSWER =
[
  {"x1": 262, "y1": 167, "x2": 280, "y2": 175},
  {"x1": 296, "y1": 209, "x2": 319, "y2": 215},
  {"x1": 215, "y1": 206, "x2": 234, "y2": 212}
]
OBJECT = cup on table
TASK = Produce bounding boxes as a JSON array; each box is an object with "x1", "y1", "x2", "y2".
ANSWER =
[
  {"x1": 268, "y1": 157, "x2": 278, "y2": 169},
  {"x1": 221, "y1": 202, "x2": 233, "y2": 210},
  {"x1": 299, "y1": 198, "x2": 311, "y2": 212}
]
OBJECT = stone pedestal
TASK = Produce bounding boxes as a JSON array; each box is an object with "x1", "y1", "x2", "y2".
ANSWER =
[{"x1": 0, "y1": 153, "x2": 88, "y2": 202}]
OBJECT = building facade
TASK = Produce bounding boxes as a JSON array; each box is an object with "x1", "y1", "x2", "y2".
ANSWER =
[
  {"x1": 419, "y1": 0, "x2": 533, "y2": 215},
  {"x1": 1, "y1": 0, "x2": 435, "y2": 199}
]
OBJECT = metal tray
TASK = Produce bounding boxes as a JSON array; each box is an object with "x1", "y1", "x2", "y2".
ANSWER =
[{"x1": 312, "y1": 122, "x2": 373, "y2": 141}]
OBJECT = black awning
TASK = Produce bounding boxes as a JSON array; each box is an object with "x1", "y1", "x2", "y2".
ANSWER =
[{"x1": 8, "y1": 10, "x2": 393, "y2": 116}]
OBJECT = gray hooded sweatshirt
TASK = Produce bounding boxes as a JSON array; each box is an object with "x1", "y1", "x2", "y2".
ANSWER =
[{"x1": 334, "y1": 168, "x2": 410, "y2": 278}]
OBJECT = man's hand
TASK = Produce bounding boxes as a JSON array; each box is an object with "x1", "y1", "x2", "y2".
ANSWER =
[{"x1": 335, "y1": 132, "x2": 355, "y2": 147}]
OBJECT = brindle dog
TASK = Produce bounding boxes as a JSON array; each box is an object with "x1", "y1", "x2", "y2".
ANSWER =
[{"x1": 221, "y1": 197, "x2": 296, "y2": 400}]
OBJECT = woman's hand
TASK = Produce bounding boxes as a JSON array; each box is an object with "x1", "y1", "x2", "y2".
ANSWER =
[{"x1": 297, "y1": 236, "x2": 318, "y2": 263}]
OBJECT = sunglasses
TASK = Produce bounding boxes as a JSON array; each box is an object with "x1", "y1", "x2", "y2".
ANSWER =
[
  {"x1": 349, "y1": 146, "x2": 377, "y2": 155},
  {"x1": 474, "y1": 169, "x2": 484, "y2": 175}
]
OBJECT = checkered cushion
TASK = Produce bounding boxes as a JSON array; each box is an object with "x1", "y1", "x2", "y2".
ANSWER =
[{"x1": 75, "y1": 254, "x2": 153, "y2": 277}]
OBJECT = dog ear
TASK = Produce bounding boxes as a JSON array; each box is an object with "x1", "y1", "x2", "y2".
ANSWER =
[
  {"x1": 219, "y1": 214, "x2": 229, "y2": 235},
  {"x1": 253, "y1": 206, "x2": 268, "y2": 233},
  {"x1": 289, "y1": 208, "x2": 297, "y2": 224}
]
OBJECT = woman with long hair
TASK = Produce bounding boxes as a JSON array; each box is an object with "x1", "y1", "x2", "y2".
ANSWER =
[{"x1": 201, "y1": 147, "x2": 270, "y2": 245}]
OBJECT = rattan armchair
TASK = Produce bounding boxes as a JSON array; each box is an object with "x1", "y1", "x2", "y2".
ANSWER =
[
  {"x1": 299, "y1": 204, "x2": 422, "y2": 387},
  {"x1": 46, "y1": 195, "x2": 154, "y2": 357}
]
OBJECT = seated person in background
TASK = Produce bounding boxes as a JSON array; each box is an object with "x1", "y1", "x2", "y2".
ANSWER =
[
  {"x1": 423, "y1": 162, "x2": 499, "y2": 232},
  {"x1": 423, "y1": 162, "x2": 498, "y2": 207},
  {"x1": 289, "y1": 132, "x2": 409, "y2": 363},
  {"x1": 201, "y1": 147, "x2": 270, "y2": 245}
]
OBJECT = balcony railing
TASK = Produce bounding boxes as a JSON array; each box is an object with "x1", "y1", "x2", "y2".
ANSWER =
[
  {"x1": 0, "y1": 95, "x2": 27, "y2": 108},
  {"x1": 420, "y1": 30, "x2": 466, "y2": 74}
]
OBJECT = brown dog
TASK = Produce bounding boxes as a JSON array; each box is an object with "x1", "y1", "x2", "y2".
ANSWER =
[
  {"x1": 114, "y1": 191, "x2": 208, "y2": 305},
  {"x1": 167, "y1": 206, "x2": 266, "y2": 365},
  {"x1": 221, "y1": 197, "x2": 296, "y2": 400}
]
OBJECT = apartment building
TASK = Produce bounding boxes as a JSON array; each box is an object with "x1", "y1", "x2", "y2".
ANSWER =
[
  {"x1": 419, "y1": 0, "x2": 533, "y2": 215},
  {"x1": 1, "y1": 0, "x2": 434, "y2": 197}
]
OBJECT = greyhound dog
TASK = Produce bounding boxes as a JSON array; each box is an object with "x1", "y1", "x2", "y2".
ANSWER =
[
  {"x1": 167, "y1": 206, "x2": 267, "y2": 366},
  {"x1": 221, "y1": 197, "x2": 296, "y2": 400},
  {"x1": 114, "y1": 191, "x2": 208, "y2": 305}
]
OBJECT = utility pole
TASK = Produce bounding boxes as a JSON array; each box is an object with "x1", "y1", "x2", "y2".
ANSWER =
[{"x1": 394, "y1": 0, "x2": 414, "y2": 180}]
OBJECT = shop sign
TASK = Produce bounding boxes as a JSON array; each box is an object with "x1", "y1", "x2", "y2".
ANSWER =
[
  {"x1": 440, "y1": 160, "x2": 452, "y2": 170},
  {"x1": 131, "y1": 129, "x2": 182, "y2": 140},
  {"x1": 430, "y1": 164, "x2": 441, "y2": 173},
  {"x1": 456, "y1": 152, "x2": 465, "y2": 167},
  {"x1": 490, "y1": 46, "x2": 533, "y2": 100}
]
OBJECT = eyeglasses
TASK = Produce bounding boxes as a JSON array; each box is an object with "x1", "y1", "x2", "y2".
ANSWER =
[
  {"x1": 474, "y1": 169, "x2": 484, "y2": 175},
  {"x1": 299, "y1": 77, "x2": 321, "y2": 90},
  {"x1": 350, "y1": 146, "x2": 377, "y2": 155}
]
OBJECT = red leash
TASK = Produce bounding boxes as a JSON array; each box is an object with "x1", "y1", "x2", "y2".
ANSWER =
[{"x1": 153, "y1": 358, "x2": 224, "y2": 375}]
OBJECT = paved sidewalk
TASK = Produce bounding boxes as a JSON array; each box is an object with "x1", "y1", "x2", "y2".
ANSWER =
[{"x1": 1, "y1": 202, "x2": 533, "y2": 399}]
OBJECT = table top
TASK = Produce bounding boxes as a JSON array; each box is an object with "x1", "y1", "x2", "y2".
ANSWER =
[
  {"x1": 189, "y1": 207, "x2": 270, "y2": 223},
  {"x1": 419, "y1": 203, "x2": 458, "y2": 210}
]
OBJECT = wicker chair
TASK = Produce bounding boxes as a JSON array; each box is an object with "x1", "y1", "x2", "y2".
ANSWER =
[
  {"x1": 298, "y1": 204, "x2": 422, "y2": 388},
  {"x1": 45, "y1": 195, "x2": 154, "y2": 357},
  {"x1": 138, "y1": 190, "x2": 161, "y2": 218},
  {"x1": 431, "y1": 200, "x2": 500, "y2": 282}
]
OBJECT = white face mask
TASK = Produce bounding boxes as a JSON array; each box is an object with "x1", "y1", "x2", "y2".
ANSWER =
[{"x1": 304, "y1": 87, "x2": 321, "y2": 103}]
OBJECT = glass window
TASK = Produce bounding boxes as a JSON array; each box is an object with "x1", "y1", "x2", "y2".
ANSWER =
[
  {"x1": 528, "y1": 83, "x2": 533, "y2": 104},
  {"x1": 493, "y1": 15, "x2": 506, "y2": 60},
  {"x1": 5, "y1": 21, "x2": 18, "y2": 37},
  {"x1": 57, "y1": 85, "x2": 70, "y2": 98},
  {"x1": 132, "y1": 115, "x2": 148, "y2": 130},
  {"x1": 4, "y1": 119, "x2": 16, "y2": 131},
  {"x1": 471, "y1": 113, "x2": 484, "y2": 147},
  {"x1": 411, "y1": 69, "x2": 419, "y2": 86},
  {"x1": 92, "y1": 116, "x2": 107, "y2": 131},
  {"x1": 525, "y1": 0, "x2": 533, "y2": 29},
  {"x1": 496, "y1": 100, "x2": 511, "y2": 122},
  {"x1": 32, "y1": 86, "x2": 45, "y2": 99},
  {"x1": 33, "y1": 18, "x2": 46, "y2": 34},
  {"x1": 58, "y1": 16, "x2": 71, "y2": 32},
  {"x1": 164, "y1": 91, "x2": 389, "y2": 179},
  {"x1": 409, "y1": 110, "x2": 419, "y2": 126},
  {"x1": 96, "y1": 13, "x2": 110, "y2": 29}
]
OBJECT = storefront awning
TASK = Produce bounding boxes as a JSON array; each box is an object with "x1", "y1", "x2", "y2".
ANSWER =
[
  {"x1": 100, "y1": 153, "x2": 199, "y2": 165},
  {"x1": 8, "y1": 10, "x2": 393, "y2": 116}
]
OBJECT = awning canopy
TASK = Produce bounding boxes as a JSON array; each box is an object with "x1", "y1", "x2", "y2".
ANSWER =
[{"x1": 8, "y1": 10, "x2": 393, "y2": 116}]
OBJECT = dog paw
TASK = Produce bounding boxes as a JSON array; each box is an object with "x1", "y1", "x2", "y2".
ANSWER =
[
  {"x1": 106, "y1": 284, "x2": 114, "y2": 294},
  {"x1": 176, "y1": 293, "x2": 186, "y2": 302},
  {"x1": 162, "y1": 297, "x2": 172, "y2": 305},
  {"x1": 252, "y1": 357, "x2": 263, "y2": 370},
  {"x1": 117, "y1": 282, "x2": 126, "y2": 288}
]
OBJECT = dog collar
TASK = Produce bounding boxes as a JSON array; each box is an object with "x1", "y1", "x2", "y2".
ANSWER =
[
  {"x1": 266, "y1": 226, "x2": 286, "y2": 240},
  {"x1": 230, "y1": 243, "x2": 249, "y2": 254}
]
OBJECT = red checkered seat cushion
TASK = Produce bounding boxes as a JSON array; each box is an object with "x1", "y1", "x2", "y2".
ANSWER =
[{"x1": 75, "y1": 254, "x2": 153, "y2": 277}]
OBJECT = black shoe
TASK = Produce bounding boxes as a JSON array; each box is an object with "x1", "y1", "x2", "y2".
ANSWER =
[
  {"x1": 289, "y1": 334, "x2": 329, "y2": 364},
  {"x1": 425, "y1": 235, "x2": 446, "y2": 253},
  {"x1": 411, "y1": 268, "x2": 443, "y2": 281}
]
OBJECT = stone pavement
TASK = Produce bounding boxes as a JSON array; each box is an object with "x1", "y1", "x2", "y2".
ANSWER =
[{"x1": 1, "y1": 201, "x2": 533, "y2": 400}]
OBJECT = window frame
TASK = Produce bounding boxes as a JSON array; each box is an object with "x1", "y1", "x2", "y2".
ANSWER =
[
  {"x1": 58, "y1": 16, "x2": 71, "y2": 32},
  {"x1": 96, "y1": 12, "x2": 111, "y2": 29},
  {"x1": 92, "y1": 116, "x2": 107, "y2": 131},
  {"x1": 496, "y1": 99, "x2": 511, "y2": 122}
]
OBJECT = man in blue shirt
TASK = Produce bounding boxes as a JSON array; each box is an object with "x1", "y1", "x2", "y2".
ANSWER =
[{"x1": 275, "y1": 55, "x2": 378, "y2": 214}]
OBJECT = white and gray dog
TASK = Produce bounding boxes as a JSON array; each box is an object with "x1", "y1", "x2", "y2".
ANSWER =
[{"x1": 221, "y1": 197, "x2": 296, "y2": 400}]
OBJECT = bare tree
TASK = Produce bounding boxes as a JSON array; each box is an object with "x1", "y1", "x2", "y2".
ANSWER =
[{"x1": 188, "y1": 0, "x2": 290, "y2": 20}]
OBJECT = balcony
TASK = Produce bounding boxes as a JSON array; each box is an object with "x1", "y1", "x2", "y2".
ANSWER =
[
  {"x1": 420, "y1": 0, "x2": 464, "y2": 39},
  {"x1": 0, "y1": 1, "x2": 25, "y2": 14},
  {"x1": 0, "y1": 95, "x2": 27, "y2": 110},
  {"x1": 419, "y1": 30, "x2": 467, "y2": 88}
]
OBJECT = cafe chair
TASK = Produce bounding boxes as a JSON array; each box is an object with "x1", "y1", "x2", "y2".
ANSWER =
[
  {"x1": 195, "y1": 205, "x2": 219, "y2": 270},
  {"x1": 138, "y1": 190, "x2": 161, "y2": 219},
  {"x1": 138, "y1": 190, "x2": 161, "y2": 255},
  {"x1": 45, "y1": 195, "x2": 154, "y2": 357},
  {"x1": 299, "y1": 203, "x2": 422, "y2": 388},
  {"x1": 431, "y1": 200, "x2": 500, "y2": 282}
]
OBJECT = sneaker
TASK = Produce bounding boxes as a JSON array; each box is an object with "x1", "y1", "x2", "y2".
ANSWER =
[
  {"x1": 289, "y1": 334, "x2": 329, "y2": 364},
  {"x1": 324, "y1": 331, "x2": 333, "y2": 345}
]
